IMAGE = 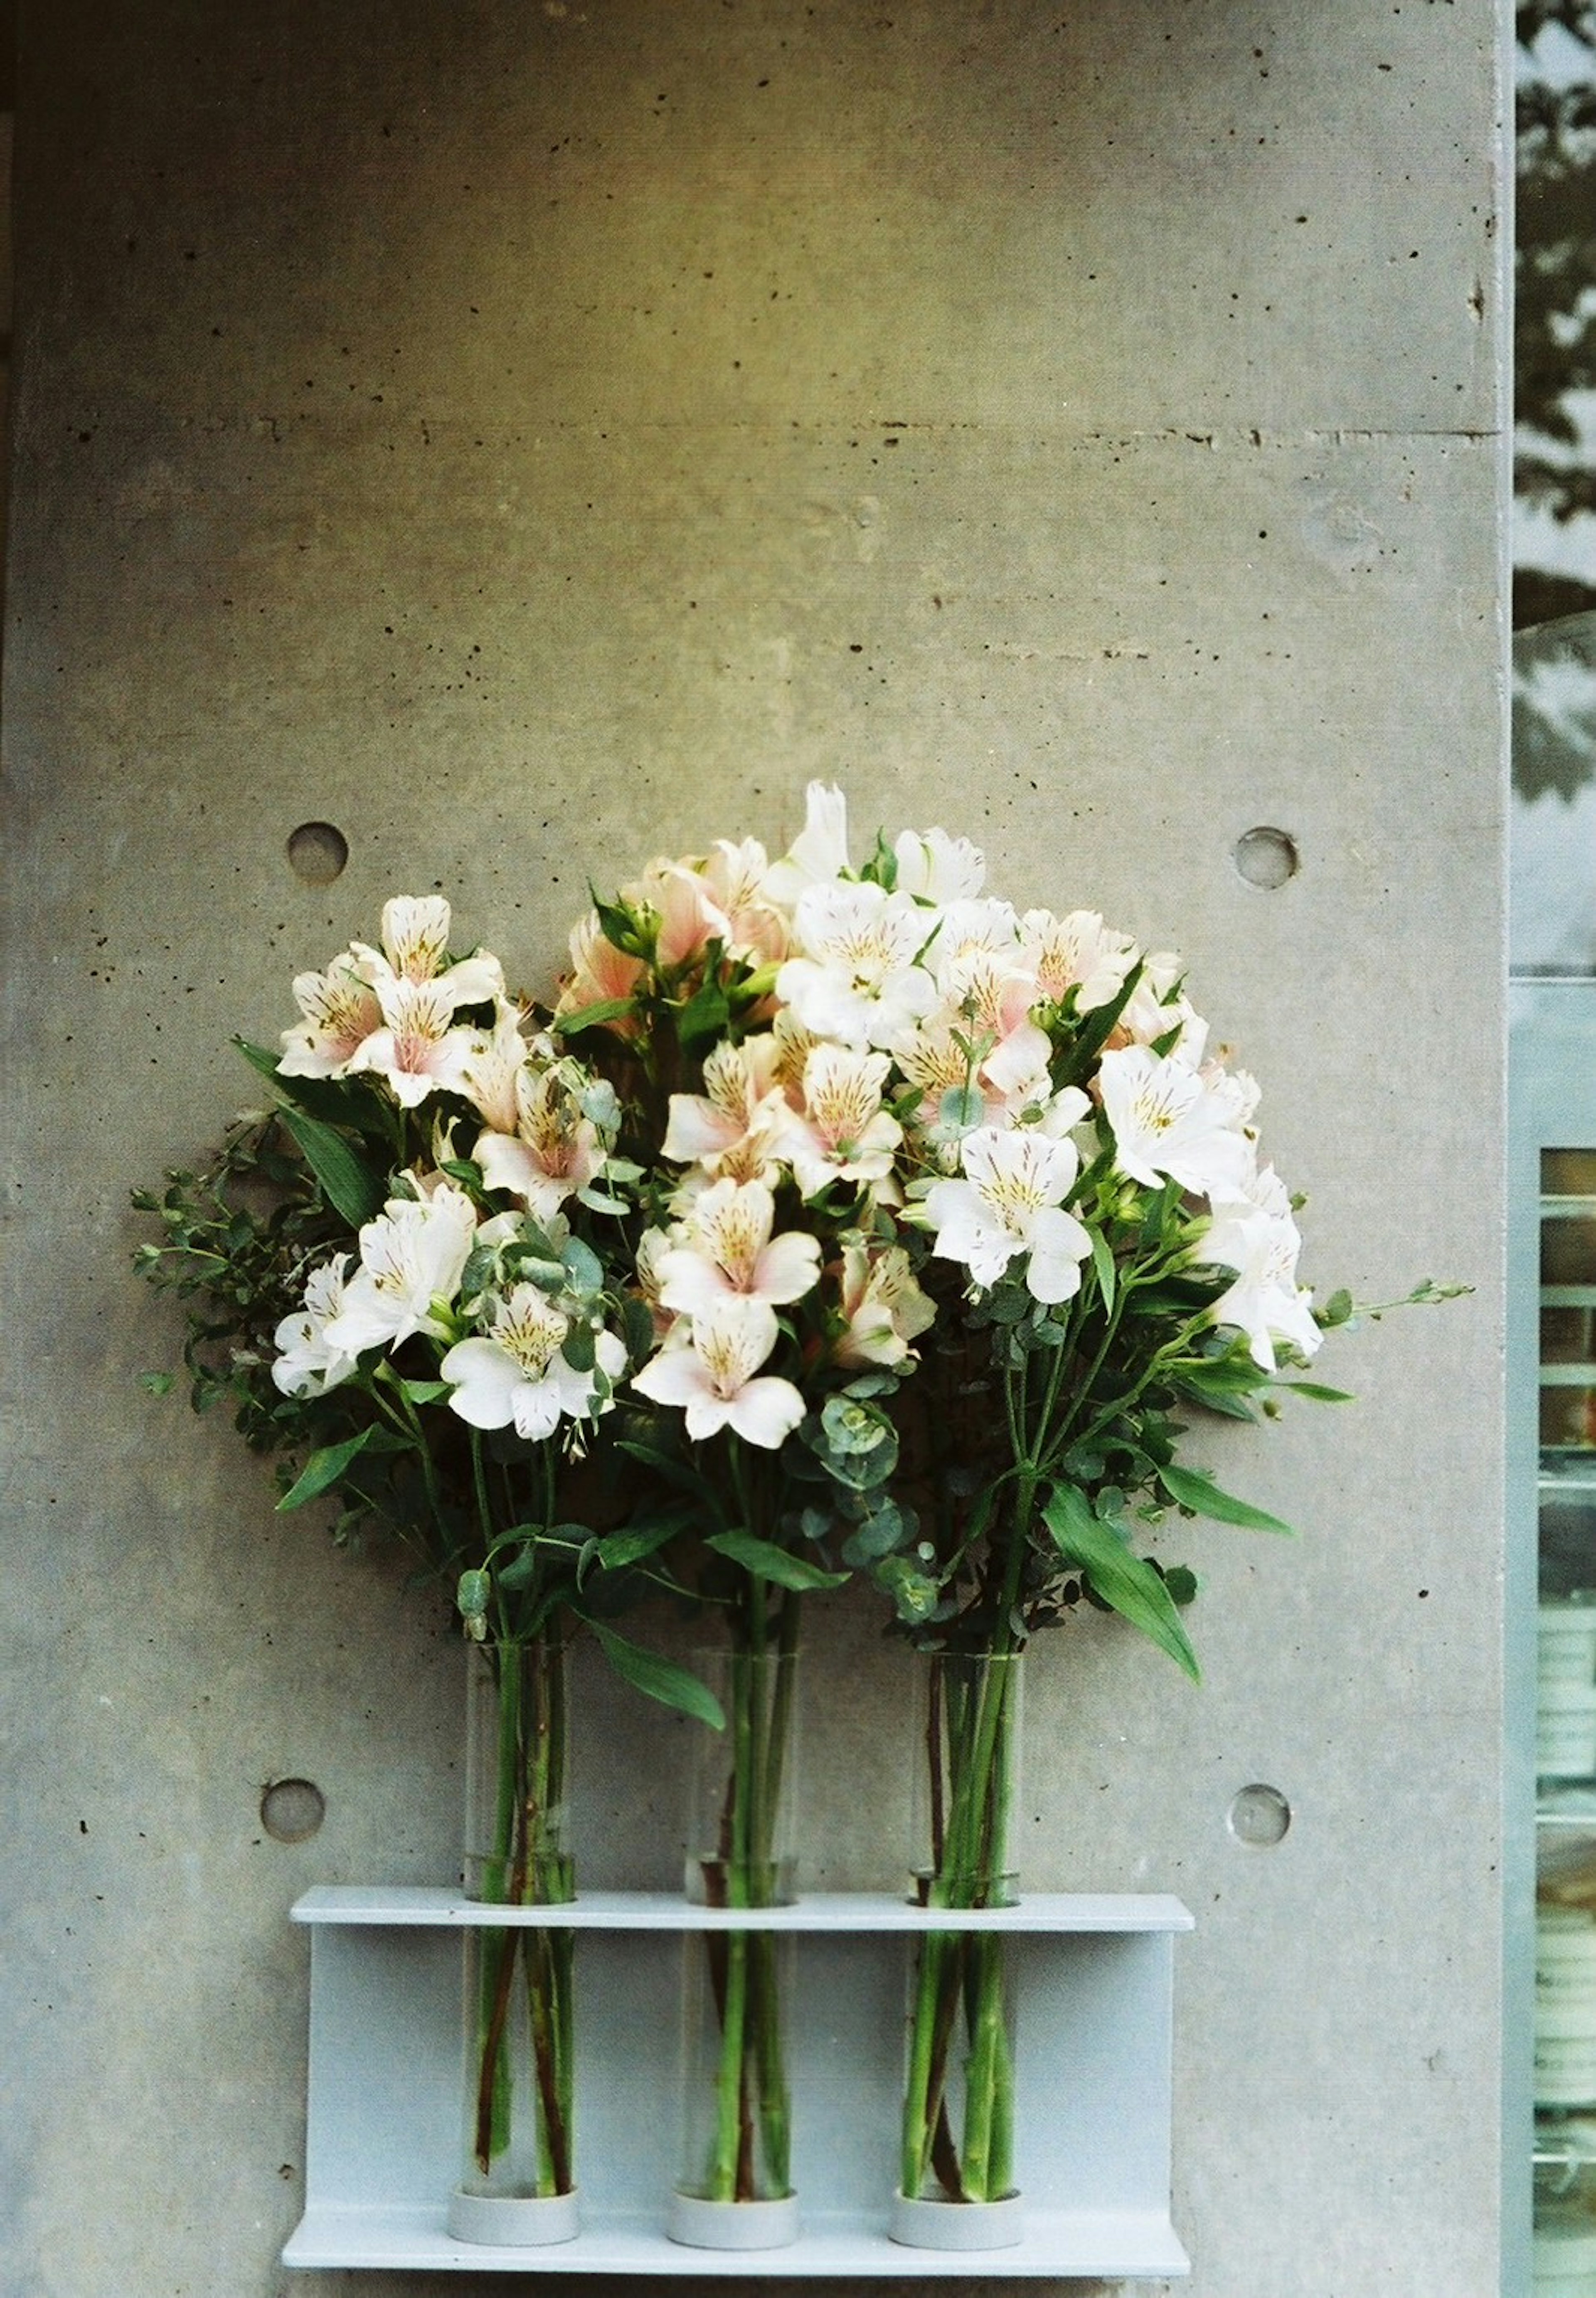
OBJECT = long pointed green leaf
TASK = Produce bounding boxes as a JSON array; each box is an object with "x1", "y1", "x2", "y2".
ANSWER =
[
  {"x1": 706, "y1": 1527, "x2": 849, "y2": 1591},
  {"x1": 278, "y1": 1107, "x2": 388, "y2": 1229},
  {"x1": 1158, "y1": 1462, "x2": 1293, "y2": 1535},
  {"x1": 278, "y1": 1425, "x2": 394, "y2": 1511},
  {"x1": 1042, "y1": 1483, "x2": 1201, "y2": 1680},
  {"x1": 587, "y1": 1626, "x2": 726, "y2": 1728}
]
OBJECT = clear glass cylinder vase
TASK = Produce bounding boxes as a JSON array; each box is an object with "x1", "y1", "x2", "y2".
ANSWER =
[
  {"x1": 447, "y1": 1635, "x2": 579, "y2": 2246},
  {"x1": 897, "y1": 1649, "x2": 1024, "y2": 2234},
  {"x1": 671, "y1": 1642, "x2": 800, "y2": 2245}
]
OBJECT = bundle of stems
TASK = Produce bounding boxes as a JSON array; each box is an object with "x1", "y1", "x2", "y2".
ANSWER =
[
  {"x1": 689, "y1": 1584, "x2": 800, "y2": 2205},
  {"x1": 901, "y1": 1643, "x2": 1022, "y2": 2205},
  {"x1": 469, "y1": 1630, "x2": 576, "y2": 2198}
]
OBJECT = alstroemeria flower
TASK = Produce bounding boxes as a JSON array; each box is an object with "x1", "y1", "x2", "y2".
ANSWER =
[
  {"x1": 475, "y1": 1064, "x2": 603, "y2": 1220},
  {"x1": 663, "y1": 1035, "x2": 788, "y2": 1180},
  {"x1": 777, "y1": 880, "x2": 937, "y2": 1050},
  {"x1": 1114, "y1": 951, "x2": 1209, "y2": 1065},
  {"x1": 1023, "y1": 908, "x2": 1141, "y2": 1015},
  {"x1": 1098, "y1": 1044, "x2": 1254, "y2": 1198},
  {"x1": 922, "y1": 1125, "x2": 1093, "y2": 1304},
  {"x1": 894, "y1": 825, "x2": 986, "y2": 904},
  {"x1": 761, "y1": 780, "x2": 852, "y2": 910},
  {"x1": 774, "y1": 1043, "x2": 902, "y2": 1200},
  {"x1": 341, "y1": 975, "x2": 482, "y2": 1108},
  {"x1": 699, "y1": 838, "x2": 789, "y2": 964},
  {"x1": 322, "y1": 1183, "x2": 478, "y2": 1357},
  {"x1": 834, "y1": 1241, "x2": 936, "y2": 1369},
  {"x1": 456, "y1": 1006, "x2": 536, "y2": 1133},
  {"x1": 655, "y1": 1178, "x2": 822, "y2": 1317},
  {"x1": 1199, "y1": 1166, "x2": 1322, "y2": 1372},
  {"x1": 554, "y1": 910, "x2": 646, "y2": 1033},
  {"x1": 278, "y1": 955, "x2": 383, "y2": 1079},
  {"x1": 442, "y1": 1285, "x2": 626, "y2": 1440},
  {"x1": 350, "y1": 894, "x2": 505, "y2": 1012},
  {"x1": 631, "y1": 1295, "x2": 806, "y2": 1448},
  {"x1": 271, "y1": 1258, "x2": 361, "y2": 1396}
]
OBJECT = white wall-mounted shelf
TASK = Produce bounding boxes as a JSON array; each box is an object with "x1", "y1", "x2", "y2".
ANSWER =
[{"x1": 283, "y1": 1886, "x2": 1192, "y2": 2280}]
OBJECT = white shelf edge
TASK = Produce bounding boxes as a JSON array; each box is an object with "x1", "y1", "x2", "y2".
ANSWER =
[
  {"x1": 291, "y1": 1885, "x2": 1195, "y2": 1934},
  {"x1": 282, "y1": 2201, "x2": 1191, "y2": 2278}
]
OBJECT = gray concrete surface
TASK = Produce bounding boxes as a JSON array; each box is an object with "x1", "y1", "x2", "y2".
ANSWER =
[{"x1": 1, "y1": 3, "x2": 1510, "y2": 2293}]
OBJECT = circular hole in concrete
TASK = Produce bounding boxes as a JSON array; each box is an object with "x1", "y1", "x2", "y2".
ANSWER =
[
  {"x1": 1227, "y1": 1782, "x2": 1291, "y2": 1847},
  {"x1": 286, "y1": 821, "x2": 349, "y2": 885},
  {"x1": 261, "y1": 1777, "x2": 326, "y2": 1844},
  {"x1": 1232, "y1": 825, "x2": 1299, "y2": 890}
]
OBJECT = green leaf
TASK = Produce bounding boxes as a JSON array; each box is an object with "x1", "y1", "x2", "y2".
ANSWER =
[
  {"x1": 550, "y1": 996, "x2": 637, "y2": 1037},
  {"x1": 591, "y1": 1515, "x2": 691, "y2": 1571},
  {"x1": 401, "y1": 1378, "x2": 453, "y2": 1405},
  {"x1": 1158, "y1": 1462, "x2": 1293, "y2": 1535},
  {"x1": 1089, "y1": 1228, "x2": 1117, "y2": 1315},
  {"x1": 278, "y1": 1107, "x2": 387, "y2": 1229},
  {"x1": 706, "y1": 1528, "x2": 849, "y2": 1591},
  {"x1": 587, "y1": 1626, "x2": 726, "y2": 1728},
  {"x1": 1276, "y1": 1381, "x2": 1355, "y2": 1404},
  {"x1": 1042, "y1": 1483, "x2": 1201, "y2": 1680},
  {"x1": 615, "y1": 1437, "x2": 724, "y2": 1517},
  {"x1": 277, "y1": 1425, "x2": 392, "y2": 1511},
  {"x1": 139, "y1": 1371, "x2": 176, "y2": 1397},
  {"x1": 675, "y1": 975, "x2": 731, "y2": 1057}
]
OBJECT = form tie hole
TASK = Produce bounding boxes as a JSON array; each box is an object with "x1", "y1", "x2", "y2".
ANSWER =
[
  {"x1": 1227, "y1": 1783, "x2": 1291, "y2": 1847},
  {"x1": 286, "y1": 822, "x2": 349, "y2": 885},
  {"x1": 1232, "y1": 826, "x2": 1299, "y2": 889},
  {"x1": 261, "y1": 1778, "x2": 326, "y2": 1843}
]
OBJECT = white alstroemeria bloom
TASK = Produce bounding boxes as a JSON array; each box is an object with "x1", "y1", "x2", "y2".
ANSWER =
[
  {"x1": 1116, "y1": 951, "x2": 1209, "y2": 1066},
  {"x1": 893, "y1": 825, "x2": 986, "y2": 904},
  {"x1": 656, "y1": 1179, "x2": 822, "y2": 1317},
  {"x1": 344, "y1": 976, "x2": 481, "y2": 1108},
  {"x1": 774, "y1": 1043, "x2": 902, "y2": 1200},
  {"x1": 631, "y1": 1295, "x2": 806, "y2": 1448},
  {"x1": 1199, "y1": 1166, "x2": 1322, "y2": 1372},
  {"x1": 777, "y1": 880, "x2": 937, "y2": 1050},
  {"x1": 271, "y1": 1258, "x2": 361, "y2": 1396},
  {"x1": 278, "y1": 955, "x2": 383, "y2": 1079},
  {"x1": 922, "y1": 1126, "x2": 1093, "y2": 1304},
  {"x1": 323, "y1": 1184, "x2": 478, "y2": 1357},
  {"x1": 1098, "y1": 1044, "x2": 1254, "y2": 1198},
  {"x1": 760, "y1": 780, "x2": 852, "y2": 910},
  {"x1": 443, "y1": 1286, "x2": 625, "y2": 1441},
  {"x1": 475, "y1": 1064, "x2": 603, "y2": 1220},
  {"x1": 663, "y1": 1035, "x2": 788, "y2": 1180},
  {"x1": 350, "y1": 894, "x2": 506, "y2": 1013},
  {"x1": 1023, "y1": 909, "x2": 1140, "y2": 1015},
  {"x1": 835, "y1": 1241, "x2": 936, "y2": 1369},
  {"x1": 457, "y1": 1005, "x2": 534, "y2": 1133}
]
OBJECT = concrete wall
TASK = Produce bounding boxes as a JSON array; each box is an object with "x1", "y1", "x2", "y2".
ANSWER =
[{"x1": 2, "y1": 4, "x2": 1510, "y2": 2294}]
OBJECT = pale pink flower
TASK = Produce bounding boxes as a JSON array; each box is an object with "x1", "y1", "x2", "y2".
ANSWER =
[
  {"x1": 350, "y1": 894, "x2": 505, "y2": 1012},
  {"x1": 555, "y1": 911, "x2": 646, "y2": 1030},
  {"x1": 834, "y1": 1242, "x2": 936, "y2": 1369},
  {"x1": 457, "y1": 1006, "x2": 535, "y2": 1133},
  {"x1": 774, "y1": 1043, "x2": 902, "y2": 1200},
  {"x1": 344, "y1": 976, "x2": 480, "y2": 1108},
  {"x1": 893, "y1": 825, "x2": 986, "y2": 904},
  {"x1": 475, "y1": 1065, "x2": 603, "y2": 1220},
  {"x1": 279, "y1": 956, "x2": 383, "y2": 1079},
  {"x1": 655, "y1": 1179, "x2": 822, "y2": 1317},
  {"x1": 663, "y1": 1035, "x2": 788, "y2": 1179},
  {"x1": 631, "y1": 1296, "x2": 806, "y2": 1448},
  {"x1": 1022, "y1": 908, "x2": 1140, "y2": 1015}
]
